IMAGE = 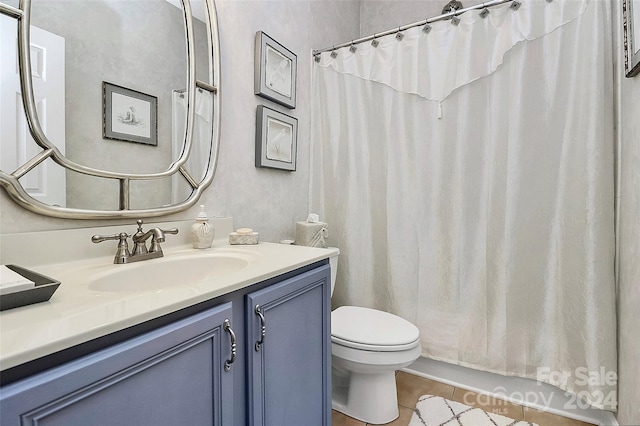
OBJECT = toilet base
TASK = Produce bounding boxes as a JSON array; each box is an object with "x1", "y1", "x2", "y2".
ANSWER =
[{"x1": 331, "y1": 367, "x2": 399, "y2": 424}]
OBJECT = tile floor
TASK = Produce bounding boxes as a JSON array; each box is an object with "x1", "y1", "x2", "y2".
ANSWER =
[{"x1": 331, "y1": 371, "x2": 596, "y2": 426}]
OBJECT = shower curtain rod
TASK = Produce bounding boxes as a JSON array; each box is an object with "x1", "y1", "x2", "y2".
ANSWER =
[{"x1": 312, "y1": 0, "x2": 518, "y2": 56}]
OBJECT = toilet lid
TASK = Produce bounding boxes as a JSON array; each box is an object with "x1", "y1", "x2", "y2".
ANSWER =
[{"x1": 331, "y1": 306, "x2": 420, "y2": 350}]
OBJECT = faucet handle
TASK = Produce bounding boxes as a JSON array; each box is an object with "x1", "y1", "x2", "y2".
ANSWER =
[
  {"x1": 91, "y1": 232, "x2": 129, "y2": 244},
  {"x1": 160, "y1": 227, "x2": 179, "y2": 238},
  {"x1": 148, "y1": 227, "x2": 179, "y2": 252},
  {"x1": 91, "y1": 232, "x2": 131, "y2": 264}
]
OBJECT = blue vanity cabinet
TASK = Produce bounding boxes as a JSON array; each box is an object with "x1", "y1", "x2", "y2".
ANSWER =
[
  {"x1": 0, "y1": 302, "x2": 236, "y2": 426},
  {"x1": 0, "y1": 261, "x2": 332, "y2": 425},
  {"x1": 246, "y1": 263, "x2": 331, "y2": 426}
]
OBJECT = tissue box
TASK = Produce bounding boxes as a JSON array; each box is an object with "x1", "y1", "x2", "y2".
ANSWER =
[
  {"x1": 0, "y1": 265, "x2": 60, "y2": 311},
  {"x1": 295, "y1": 221, "x2": 328, "y2": 248}
]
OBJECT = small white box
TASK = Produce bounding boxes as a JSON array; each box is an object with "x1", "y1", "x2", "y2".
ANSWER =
[{"x1": 229, "y1": 231, "x2": 259, "y2": 245}]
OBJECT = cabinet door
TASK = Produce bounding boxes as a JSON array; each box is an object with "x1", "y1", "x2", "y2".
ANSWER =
[
  {"x1": 0, "y1": 303, "x2": 236, "y2": 426},
  {"x1": 246, "y1": 264, "x2": 331, "y2": 426}
]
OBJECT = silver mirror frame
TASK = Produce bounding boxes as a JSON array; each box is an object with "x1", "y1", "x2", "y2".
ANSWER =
[{"x1": 0, "y1": 0, "x2": 221, "y2": 219}]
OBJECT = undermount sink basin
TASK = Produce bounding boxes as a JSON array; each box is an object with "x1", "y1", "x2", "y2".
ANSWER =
[{"x1": 89, "y1": 251, "x2": 256, "y2": 293}]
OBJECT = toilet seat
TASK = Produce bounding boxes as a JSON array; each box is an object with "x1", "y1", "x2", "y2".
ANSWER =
[{"x1": 331, "y1": 306, "x2": 420, "y2": 352}]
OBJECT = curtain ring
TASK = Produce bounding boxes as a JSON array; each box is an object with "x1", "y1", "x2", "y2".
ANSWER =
[
  {"x1": 395, "y1": 26, "x2": 404, "y2": 41},
  {"x1": 451, "y1": 13, "x2": 461, "y2": 26},
  {"x1": 330, "y1": 46, "x2": 338, "y2": 58},
  {"x1": 423, "y1": 19, "x2": 432, "y2": 33},
  {"x1": 349, "y1": 41, "x2": 357, "y2": 53},
  {"x1": 371, "y1": 34, "x2": 379, "y2": 47}
]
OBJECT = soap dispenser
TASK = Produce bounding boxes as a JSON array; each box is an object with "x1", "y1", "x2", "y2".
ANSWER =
[{"x1": 190, "y1": 205, "x2": 215, "y2": 249}]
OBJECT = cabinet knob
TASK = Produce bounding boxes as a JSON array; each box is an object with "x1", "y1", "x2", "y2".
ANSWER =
[
  {"x1": 223, "y1": 319, "x2": 236, "y2": 372},
  {"x1": 254, "y1": 305, "x2": 266, "y2": 351}
]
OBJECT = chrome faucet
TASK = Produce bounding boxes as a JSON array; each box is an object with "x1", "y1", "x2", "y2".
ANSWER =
[{"x1": 92, "y1": 220, "x2": 179, "y2": 264}]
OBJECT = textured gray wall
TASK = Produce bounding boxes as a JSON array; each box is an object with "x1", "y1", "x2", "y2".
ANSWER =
[
  {"x1": 359, "y1": 0, "x2": 445, "y2": 37},
  {"x1": 0, "y1": 0, "x2": 361, "y2": 242}
]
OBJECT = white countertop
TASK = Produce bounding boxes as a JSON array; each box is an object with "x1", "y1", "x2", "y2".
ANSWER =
[{"x1": 0, "y1": 219, "x2": 335, "y2": 371}]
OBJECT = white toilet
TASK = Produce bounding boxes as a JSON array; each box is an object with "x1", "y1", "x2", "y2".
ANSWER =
[{"x1": 328, "y1": 248, "x2": 422, "y2": 424}]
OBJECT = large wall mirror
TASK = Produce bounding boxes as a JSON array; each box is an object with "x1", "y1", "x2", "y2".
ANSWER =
[{"x1": 0, "y1": 0, "x2": 221, "y2": 219}]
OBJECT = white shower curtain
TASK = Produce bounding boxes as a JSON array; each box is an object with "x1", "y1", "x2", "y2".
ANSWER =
[
  {"x1": 171, "y1": 89, "x2": 213, "y2": 203},
  {"x1": 310, "y1": 0, "x2": 616, "y2": 410}
]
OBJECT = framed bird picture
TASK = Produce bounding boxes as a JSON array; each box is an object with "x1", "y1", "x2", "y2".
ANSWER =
[
  {"x1": 254, "y1": 31, "x2": 297, "y2": 109},
  {"x1": 255, "y1": 105, "x2": 297, "y2": 171}
]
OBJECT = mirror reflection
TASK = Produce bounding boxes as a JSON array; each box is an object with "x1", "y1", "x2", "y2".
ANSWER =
[{"x1": 0, "y1": 0, "x2": 214, "y2": 212}]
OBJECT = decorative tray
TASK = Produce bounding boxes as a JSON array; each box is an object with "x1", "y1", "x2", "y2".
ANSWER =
[{"x1": 0, "y1": 265, "x2": 60, "y2": 311}]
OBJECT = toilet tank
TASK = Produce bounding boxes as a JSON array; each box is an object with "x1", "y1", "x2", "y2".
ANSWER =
[{"x1": 327, "y1": 247, "x2": 340, "y2": 296}]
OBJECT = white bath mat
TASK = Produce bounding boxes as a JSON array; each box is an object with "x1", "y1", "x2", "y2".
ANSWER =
[{"x1": 409, "y1": 394, "x2": 539, "y2": 426}]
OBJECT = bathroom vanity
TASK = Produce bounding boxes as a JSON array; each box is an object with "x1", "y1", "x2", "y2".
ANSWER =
[
  {"x1": 0, "y1": 0, "x2": 331, "y2": 422},
  {"x1": 0, "y1": 220, "x2": 333, "y2": 426}
]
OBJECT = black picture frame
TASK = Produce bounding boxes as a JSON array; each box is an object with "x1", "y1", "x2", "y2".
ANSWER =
[{"x1": 103, "y1": 82, "x2": 158, "y2": 145}]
